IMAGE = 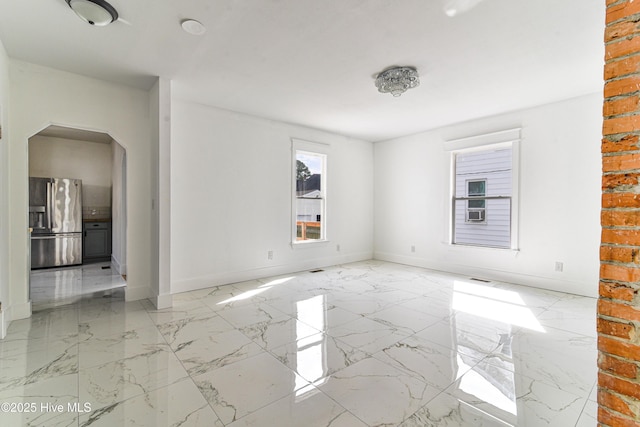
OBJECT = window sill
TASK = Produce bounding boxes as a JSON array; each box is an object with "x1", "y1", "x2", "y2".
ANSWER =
[
  {"x1": 291, "y1": 239, "x2": 330, "y2": 249},
  {"x1": 443, "y1": 241, "x2": 520, "y2": 255}
]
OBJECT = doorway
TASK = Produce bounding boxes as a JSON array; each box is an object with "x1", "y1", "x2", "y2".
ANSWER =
[{"x1": 27, "y1": 125, "x2": 128, "y2": 310}]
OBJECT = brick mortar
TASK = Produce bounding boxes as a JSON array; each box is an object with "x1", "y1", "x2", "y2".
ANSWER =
[
  {"x1": 605, "y1": 114, "x2": 640, "y2": 121},
  {"x1": 606, "y1": 34, "x2": 640, "y2": 47},
  {"x1": 605, "y1": 131, "x2": 640, "y2": 136},
  {"x1": 604, "y1": 73, "x2": 640, "y2": 83},
  {"x1": 600, "y1": 276, "x2": 640, "y2": 281},
  {"x1": 598, "y1": 312, "x2": 640, "y2": 325},
  {"x1": 606, "y1": 43, "x2": 640, "y2": 64},
  {"x1": 608, "y1": 0, "x2": 631, "y2": 7},
  {"x1": 602, "y1": 173, "x2": 640, "y2": 178},
  {"x1": 598, "y1": 390, "x2": 640, "y2": 421},
  {"x1": 604, "y1": 131, "x2": 640, "y2": 139},
  {"x1": 602, "y1": 151, "x2": 640, "y2": 157},
  {"x1": 602, "y1": 151, "x2": 640, "y2": 156},
  {"x1": 599, "y1": 269, "x2": 640, "y2": 285},
  {"x1": 601, "y1": 259, "x2": 640, "y2": 267},
  {"x1": 604, "y1": 84, "x2": 640, "y2": 92},
  {"x1": 598, "y1": 406, "x2": 640, "y2": 427},
  {"x1": 601, "y1": 228, "x2": 640, "y2": 233},
  {"x1": 606, "y1": 19, "x2": 640, "y2": 40},
  {"x1": 600, "y1": 259, "x2": 640, "y2": 267},
  {"x1": 605, "y1": 112, "x2": 640, "y2": 120},
  {"x1": 604, "y1": 93, "x2": 640, "y2": 100},
  {"x1": 601, "y1": 352, "x2": 640, "y2": 366},
  {"x1": 602, "y1": 242, "x2": 640, "y2": 246},
  {"x1": 599, "y1": 277, "x2": 640, "y2": 291},
  {"x1": 599, "y1": 365, "x2": 640, "y2": 380},
  {"x1": 604, "y1": 133, "x2": 640, "y2": 142},
  {"x1": 607, "y1": 13, "x2": 640, "y2": 30},
  {"x1": 600, "y1": 246, "x2": 640, "y2": 264}
]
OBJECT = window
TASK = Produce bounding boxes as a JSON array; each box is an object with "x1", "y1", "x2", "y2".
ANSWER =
[
  {"x1": 453, "y1": 146, "x2": 513, "y2": 248},
  {"x1": 293, "y1": 141, "x2": 327, "y2": 243},
  {"x1": 466, "y1": 179, "x2": 486, "y2": 222}
]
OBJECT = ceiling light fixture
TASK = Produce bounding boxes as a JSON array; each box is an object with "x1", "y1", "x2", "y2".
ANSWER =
[
  {"x1": 375, "y1": 66, "x2": 420, "y2": 97},
  {"x1": 181, "y1": 19, "x2": 206, "y2": 36},
  {"x1": 66, "y1": 0, "x2": 118, "y2": 26}
]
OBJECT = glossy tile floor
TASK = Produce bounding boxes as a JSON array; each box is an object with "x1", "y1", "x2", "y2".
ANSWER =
[
  {"x1": 1, "y1": 261, "x2": 597, "y2": 426},
  {"x1": 30, "y1": 263, "x2": 127, "y2": 311}
]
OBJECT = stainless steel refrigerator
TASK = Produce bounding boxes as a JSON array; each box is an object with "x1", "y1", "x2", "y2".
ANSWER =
[{"x1": 29, "y1": 177, "x2": 83, "y2": 269}]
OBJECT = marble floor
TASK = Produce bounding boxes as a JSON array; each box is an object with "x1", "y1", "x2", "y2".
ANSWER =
[
  {"x1": 30, "y1": 263, "x2": 127, "y2": 311},
  {"x1": 2, "y1": 261, "x2": 597, "y2": 426}
]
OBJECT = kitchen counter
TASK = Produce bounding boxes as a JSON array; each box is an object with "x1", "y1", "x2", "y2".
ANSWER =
[{"x1": 83, "y1": 218, "x2": 112, "y2": 223}]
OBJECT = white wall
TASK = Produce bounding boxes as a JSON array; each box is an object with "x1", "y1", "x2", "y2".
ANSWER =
[
  {"x1": 111, "y1": 141, "x2": 126, "y2": 275},
  {"x1": 0, "y1": 40, "x2": 10, "y2": 337},
  {"x1": 157, "y1": 79, "x2": 171, "y2": 307},
  {"x1": 149, "y1": 78, "x2": 172, "y2": 309},
  {"x1": 374, "y1": 93, "x2": 602, "y2": 297},
  {"x1": 29, "y1": 135, "x2": 113, "y2": 210},
  {"x1": 171, "y1": 100, "x2": 374, "y2": 293},
  {"x1": 8, "y1": 60, "x2": 155, "y2": 315}
]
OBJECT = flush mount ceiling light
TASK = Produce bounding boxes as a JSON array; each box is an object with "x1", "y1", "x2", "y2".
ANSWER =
[
  {"x1": 374, "y1": 66, "x2": 420, "y2": 97},
  {"x1": 181, "y1": 19, "x2": 206, "y2": 36},
  {"x1": 66, "y1": 0, "x2": 118, "y2": 26}
]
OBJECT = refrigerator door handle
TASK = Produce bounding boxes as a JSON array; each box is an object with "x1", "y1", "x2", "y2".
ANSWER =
[
  {"x1": 46, "y1": 181, "x2": 52, "y2": 230},
  {"x1": 47, "y1": 181, "x2": 55, "y2": 230}
]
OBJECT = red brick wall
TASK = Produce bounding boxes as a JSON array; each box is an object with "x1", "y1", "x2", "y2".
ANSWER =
[{"x1": 600, "y1": 1, "x2": 640, "y2": 425}]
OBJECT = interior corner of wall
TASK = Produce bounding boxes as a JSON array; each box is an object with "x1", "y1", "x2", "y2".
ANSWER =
[
  {"x1": 0, "y1": 308, "x2": 6, "y2": 339},
  {"x1": 124, "y1": 285, "x2": 150, "y2": 302},
  {"x1": 153, "y1": 293, "x2": 173, "y2": 310},
  {"x1": 111, "y1": 255, "x2": 126, "y2": 275},
  {"x1": 10, "y1": 300, "x2": 31, "y2": 321}
]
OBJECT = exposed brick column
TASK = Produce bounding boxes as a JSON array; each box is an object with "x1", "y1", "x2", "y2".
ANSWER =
[{"x1": 600, "y1": 1, "x2": 640, "y2": 426}]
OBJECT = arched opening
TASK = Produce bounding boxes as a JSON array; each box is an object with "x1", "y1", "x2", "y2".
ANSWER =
[{"x1": 27, "y1": 124, "x2": 128, "y2": 310}]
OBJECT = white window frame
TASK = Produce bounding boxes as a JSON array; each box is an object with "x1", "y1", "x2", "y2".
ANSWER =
[
  {"x1": 292, "y1": 139, "x2": 329, "y2": 246},
  {"x1": 445, "y1": 128, "x2": 520, "y2": 251},
  {"x1": 465, "y1": 179, "x2": 487, "y2": 223}
]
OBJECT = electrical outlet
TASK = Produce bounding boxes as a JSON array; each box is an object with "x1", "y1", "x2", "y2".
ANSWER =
[
  {"x1": 268, "y1": 250, "x2": 273, "y2": 260},
  {"x1": 555, "y1": 261, "x2": 563, "y2": 272},
  {"x1": 336, "y1": 244, "x2": 341, "y2": 252},
  {"x1": 411, "y1": 245, "x2": 416, "y2": 253}
]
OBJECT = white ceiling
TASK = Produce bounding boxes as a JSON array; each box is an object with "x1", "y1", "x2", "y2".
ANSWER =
[{"x1": 0, "y1": 0, "x2": 605, "y2": 142}]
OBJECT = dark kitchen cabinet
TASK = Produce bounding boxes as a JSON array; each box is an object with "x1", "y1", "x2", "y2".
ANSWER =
[{"x1": 83, "y1": 221, "x2": 111, "y2": 263}]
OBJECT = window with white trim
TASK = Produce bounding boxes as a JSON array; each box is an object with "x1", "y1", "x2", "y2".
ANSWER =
[
  {"x1": 466, "y1": 179, "x2": 487, "y2": 223},
  {"x1": 453, "y1": 145, "x2": 514, "y2": 248},
  {"x1": 293, "y1": 141, "x2": 327, "y2": 243}
]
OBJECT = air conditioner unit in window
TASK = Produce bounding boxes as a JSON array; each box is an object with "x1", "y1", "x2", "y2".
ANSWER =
[{"x1": 467, "y1": 209, "x2": 486, "y2": 222}]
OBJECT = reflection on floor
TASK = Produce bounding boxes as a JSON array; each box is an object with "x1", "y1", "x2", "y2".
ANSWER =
[
  {"x1": 30, "y1": 263, "x2": 127, "y2": 311},
  {"x1": 4, "y1": 261, "x2": 596, "y2": 426}
]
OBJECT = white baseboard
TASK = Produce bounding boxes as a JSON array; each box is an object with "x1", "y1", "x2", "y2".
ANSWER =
[
  {"x1": 172, "y1": 251, "x2": 372, "y2": 294},
  {"x1": 152, "y1": 293, "x2": 173, "y2": 310},
  {"x1": 373, "y1": 251, "x2": 597, "y2": 298},
  {"x1": 125, "y1": 285, "x2": 150, "y2": 302},
  {"x1": 0, "y1": 300, "x2": 32, "y2": 339},
  {"x1": 111, "y1": 255, "x2": 126, "y2": 276},
  {"x1": 11, "y1": 301, "x2": 32, "y2": 320}
]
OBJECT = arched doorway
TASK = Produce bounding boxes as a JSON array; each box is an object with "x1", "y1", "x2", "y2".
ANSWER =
[{"x1": 27, "y1": 125, "x2": 128, "y2": 310}]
